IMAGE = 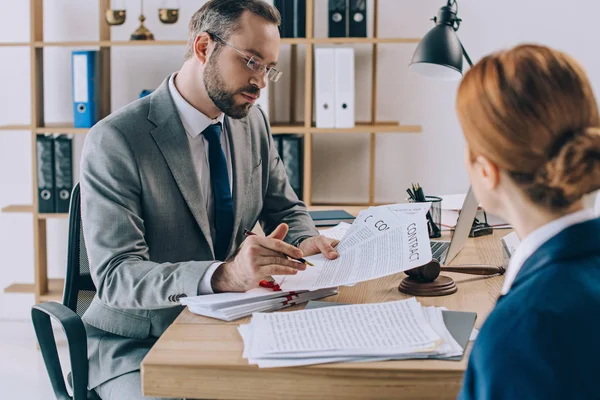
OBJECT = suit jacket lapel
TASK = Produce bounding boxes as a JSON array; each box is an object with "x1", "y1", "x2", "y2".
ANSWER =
[
  {"x1": 148, "y1": 78, "x2": 215, "y2": 257},
  {"x1": 225, "y1": 116, "x2": 252, "y2": 255}
]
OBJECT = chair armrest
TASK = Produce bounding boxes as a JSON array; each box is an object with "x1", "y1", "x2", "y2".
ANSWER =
[{"x1": 32, "y1": 302, "x2": 88, "y2": 400}]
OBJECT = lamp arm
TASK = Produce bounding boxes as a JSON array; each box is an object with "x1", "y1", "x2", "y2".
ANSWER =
[{"x1": 460, "y1": 40, "x2": 474, "y2": 67}]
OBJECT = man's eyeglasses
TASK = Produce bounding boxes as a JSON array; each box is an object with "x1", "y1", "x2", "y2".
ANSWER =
[{"x1": 207, "y1": 32, "x2": 282, "y2": 83}]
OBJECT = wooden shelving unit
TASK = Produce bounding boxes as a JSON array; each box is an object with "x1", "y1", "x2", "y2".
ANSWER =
[
  {"x1": 0, "y1": 124, "x2": 32, "y2": 130},
  {"x1": 4, "y1": 278, "x2": 64, "y2": 302},
  {"x1": 30, "y1": 37, "x2": 420, "y2": 48},
  {"x1": 2, "y1": 0, "x2": 422, "y2": 303},
  {"x1": 0, "y1": 42, "x2": 30, "y2": 47},
  {"x1": 34, "y1": 123, "x2": 90, "y2": 134},
  {"x1": 1, "y1": 204, "x2": 34, "y2": 213}
]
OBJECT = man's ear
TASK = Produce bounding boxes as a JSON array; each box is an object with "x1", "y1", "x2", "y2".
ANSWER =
[
  {"x1": 474, "y1": 155, "x2": 501, "y2": 190},
  {"x1": 194, "y1": 32, "x2": 212, "y2": 65}
]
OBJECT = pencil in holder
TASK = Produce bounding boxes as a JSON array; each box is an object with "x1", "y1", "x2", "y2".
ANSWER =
[{"x1": 411, "y1": 195, "x2": 442, "y2": 238}]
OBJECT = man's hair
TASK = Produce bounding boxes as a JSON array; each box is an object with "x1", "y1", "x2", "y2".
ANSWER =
[{"x1": 184, "y1": 0, "x2": 281, "y2": 60}]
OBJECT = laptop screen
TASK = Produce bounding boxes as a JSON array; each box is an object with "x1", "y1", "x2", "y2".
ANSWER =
[{"x1": 443, "y1": 187, "x2": 480, "y2": 264}]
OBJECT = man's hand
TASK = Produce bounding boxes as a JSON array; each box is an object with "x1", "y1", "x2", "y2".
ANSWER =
[
  {"x1": 211, "y1": 223, "x2": 306, "y2": 292},
  {"x1": 298, "y1": 236, "x2": 340, "y2": 260}
]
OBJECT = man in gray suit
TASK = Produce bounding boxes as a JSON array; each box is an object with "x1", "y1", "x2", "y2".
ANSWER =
[{"x1": 80, "y1": 1, "x2": 339, "y2": 398}]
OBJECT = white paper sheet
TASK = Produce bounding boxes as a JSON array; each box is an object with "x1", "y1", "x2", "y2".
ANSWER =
[
  {"x1": 276, "y1": 217, "x2": 432, "y2": 291},
  {"x1": 423, "y1": 306, "x2": 463, "y2": 357},
  {"x1": 318, "y1": 222, "x2": 352, "y2": 241}
]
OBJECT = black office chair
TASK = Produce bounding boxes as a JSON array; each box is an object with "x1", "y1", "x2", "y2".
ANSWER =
[{"x1": 31, "y1": 183, "x2": 101, "y2": 400}]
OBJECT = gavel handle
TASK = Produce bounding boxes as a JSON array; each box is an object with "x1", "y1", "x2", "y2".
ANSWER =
[{"x1": 440, "y1": 264, "x2": 505, "y2": 276}]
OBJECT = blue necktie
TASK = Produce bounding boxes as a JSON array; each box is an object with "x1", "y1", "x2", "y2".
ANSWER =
[{"x1": 202, "y1": 122, "x2": 234, "y2": 260}]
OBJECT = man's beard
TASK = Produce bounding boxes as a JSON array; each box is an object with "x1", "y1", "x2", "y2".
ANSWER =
[{"x1": 204, "y1": 54, "x2": 258, "y2": 119}]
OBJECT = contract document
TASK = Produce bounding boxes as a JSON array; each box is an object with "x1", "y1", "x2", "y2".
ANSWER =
[{"x1": 276, "y1": 203, "x2": 433, "y2": 291}]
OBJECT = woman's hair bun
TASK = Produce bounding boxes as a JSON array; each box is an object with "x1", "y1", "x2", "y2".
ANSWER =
[{"x1": 529, "y1": 128, "x2": 600, "y2": 208}]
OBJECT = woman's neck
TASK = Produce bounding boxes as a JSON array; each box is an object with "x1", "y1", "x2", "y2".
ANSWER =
[{"x1": 504, "y1": 196, "x2": 584, "y2": 239}]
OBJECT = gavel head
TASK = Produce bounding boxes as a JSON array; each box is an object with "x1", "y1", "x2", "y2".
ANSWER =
[{"x1": 405, "y1": 260, "x2": 442, "y2": 282}]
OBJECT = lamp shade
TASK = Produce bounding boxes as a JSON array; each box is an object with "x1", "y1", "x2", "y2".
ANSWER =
[{"x1": 410, "y1": 23, "x2": 464, "y2": 80}]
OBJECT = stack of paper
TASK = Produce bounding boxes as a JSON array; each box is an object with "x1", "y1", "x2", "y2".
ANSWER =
[
  {"x1": 274, "y1": 203, "x2": 433, "y2": 291},
  {"x1": 180, "y1": 287, "x2": 337, "y2": 321},
  {"x1": 238, "y1": 298, "x2": 464, "y2": 368}
]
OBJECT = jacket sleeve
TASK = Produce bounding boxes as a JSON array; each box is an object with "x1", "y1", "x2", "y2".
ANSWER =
[
  {"x1": 80, "y1": 122, "x2": 213, "y2": 310},
  {"x1": 255, "y1": 107, "x2": 319, "y2": 244}
]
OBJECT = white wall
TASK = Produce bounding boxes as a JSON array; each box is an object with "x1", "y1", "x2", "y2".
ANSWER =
[{"x1": 1, "y1": 0, "x2": 599, "y2": 320}]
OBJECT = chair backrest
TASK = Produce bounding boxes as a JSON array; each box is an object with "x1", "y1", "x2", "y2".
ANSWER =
[{"x1": 62, "y1": 183, "x2": 96, "y2": 316}]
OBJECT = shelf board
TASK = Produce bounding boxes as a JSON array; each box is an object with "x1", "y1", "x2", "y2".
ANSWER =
[
  {"x1": 1, "y1": 204, "x2": 33, "y2": 213},
  {"x1": 35, "y1": 124, "x2": 89, "y2": 134},
  {"x1": 34, "y1": 40, "x2": 185, "y2": 47},
  {"x1": 34, "y1": 41, "x2": 100, "y2": 47},
  {"x1": 312, "y1": 122, "x2": 421, "y2": 134},
  {"x1": 4, "y1": 278, "x2": 64, "y2": 302},
  {"x1": 271, "y1": 123, "x2": 306, "y2": 134},
  {"x1": 0, "y1": 124, "x2": 31, "y2": 131},
  {"x1": 33, "y1": 37, "x2": 420, "y2": 48},
  {"x1": 33, "y1": 122, "x2": 421, "y2": 135},
  {"x1": 38, "y1": 213, "x2": 68, "y2": 219},
  {"x1": 0, "y1": 42, "x2": 30, "y2": 47},
  {"x1": 311, "y1": 37, "x2": 420, "y2": 44},
  {"x1": 271, "y1": 122, "x2": 422, "y2": 134}
]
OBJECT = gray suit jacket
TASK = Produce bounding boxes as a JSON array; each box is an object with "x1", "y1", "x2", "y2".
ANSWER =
[{"x1": 80, "y1": 76, "x2": 318, "y2": 388}]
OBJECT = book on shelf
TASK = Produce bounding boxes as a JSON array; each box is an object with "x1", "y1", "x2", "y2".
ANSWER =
[
  {"x1": 35, "y1": 134, "x2": 74, "y2": 213},
  {"x1": 273, "y1": 134, "x2": 303, "y2": 200},
  {"x1": 274, "y1": 0, "x2": 306, "y2": 38}
]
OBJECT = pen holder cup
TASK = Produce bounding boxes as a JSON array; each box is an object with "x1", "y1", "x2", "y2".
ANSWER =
[{"x1": 410, "y1": 195, "x2": 442, "y2": 238}]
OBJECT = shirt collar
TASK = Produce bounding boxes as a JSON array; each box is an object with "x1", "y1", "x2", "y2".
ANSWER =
[
  {"x1": 168, "y1": 73, "x2": 224, "y2": 138},
  {"x1": 501, "y1": 207, "x2": 596, "y2": 295}
]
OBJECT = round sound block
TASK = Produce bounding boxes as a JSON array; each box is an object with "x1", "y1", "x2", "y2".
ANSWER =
[{"x1": 398, "y1": 275, "x2": 457, "y2": 297}]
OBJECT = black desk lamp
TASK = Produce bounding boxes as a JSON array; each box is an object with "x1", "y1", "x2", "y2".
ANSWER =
[
  {"x1": 409, "y1": 0, "x2": 473, "y2": 79},
  {"x1": 399, "y1": 0, "x2": 500, "y2": 297},
  {"x1": 410, "y1": 1, "x2": 492, "y2": 237},
  {"x1": 410, "y1": 0, "x2": 492, "y2": 236}
]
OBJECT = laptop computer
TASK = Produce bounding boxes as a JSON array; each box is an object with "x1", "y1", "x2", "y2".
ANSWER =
[{"x1": 429, "y1": 186, "x2": 479, "y2": 265}]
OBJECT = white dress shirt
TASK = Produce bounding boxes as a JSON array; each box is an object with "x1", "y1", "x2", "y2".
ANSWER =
[
  {"x1": 501, "y1": 208, "x2": 597, "y2": 295},
  {"x1": 168, "y1": 72, "x2": 232, "y2": 294}
]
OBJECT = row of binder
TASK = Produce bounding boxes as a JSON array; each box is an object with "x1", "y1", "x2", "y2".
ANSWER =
[
  {"x1": 329, "y1": 0, "x2": 367, "y2": 38},
  {"x1": 274, "y1": 0, "x2": 306, "y2": 38},
  {"x1": 72, "y1": 50, "x2": 101, "y2": 129},
  {"x1": 274, "y1": 134, "x2": 304, "y2": 200},
  {"x1": 315, "y1": 47, "x2": 355, "y2": 128},
  {"x1": 274, "y1": 0, "x2": 367, "y2": 39},
  {"x1": 36, "y1": 135, "x2": 73, "y2": 214}
]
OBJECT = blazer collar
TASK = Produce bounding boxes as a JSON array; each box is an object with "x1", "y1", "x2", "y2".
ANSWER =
[
  {"x1": 147, "y1": 77, "x2": 257, "y2": 260},
  {"x1": 147, "y1": 77, "x2": 215, "y2": 256},
  {"x1": 510, "y1": 217, "x2": 600, "y2": 292},
  {"x1": 224, "y1": 115, "x2": 253, "y2": 257}
]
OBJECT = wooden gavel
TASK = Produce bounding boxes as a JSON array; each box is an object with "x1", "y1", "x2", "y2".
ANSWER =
[{"x1": 405, "y1": 260, "x2": 505, "y2": 282}]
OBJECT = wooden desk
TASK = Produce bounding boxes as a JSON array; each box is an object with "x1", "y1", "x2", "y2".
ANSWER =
[{"x1": 142, "y1": 230, "x2": 508, "y2": 400}]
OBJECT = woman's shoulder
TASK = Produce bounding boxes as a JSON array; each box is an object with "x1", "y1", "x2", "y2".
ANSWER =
[{"x1": 480, "y1": 259, "x2": 600, "y2": 349}]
